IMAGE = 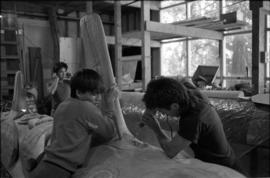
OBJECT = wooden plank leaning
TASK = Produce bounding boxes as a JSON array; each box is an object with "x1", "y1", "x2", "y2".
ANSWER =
[{"x1": 80, "y1": 13, "x2": 133, "y2": 139}]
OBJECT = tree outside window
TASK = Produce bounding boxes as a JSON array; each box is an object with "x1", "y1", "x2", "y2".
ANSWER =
[
  {"x1": 225, "y1": 34, "x2": 252, "y2": 77},
  {"x1": 160, "y1": 4, "x2": 186, "y2": 23},
  {"x1": 189, "y1": 39, "x2": 219, "y2": 76},
  {"x1": 161, "y1": 42, "x2": 186, "y2": 76},
  {"x1": 189, "y1": 0, "x2": 219, "y2": 19}
]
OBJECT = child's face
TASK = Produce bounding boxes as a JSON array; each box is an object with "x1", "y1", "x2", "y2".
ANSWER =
[
  {"x1": 88, "y1": 93, "x2": 102, "y2": 107},
  {"x1": 57, "y1": 67, "x2": 66, "y2": 80},
  {"x1": 25, "y1": 94, "x2": 37, "y2": 113},
  {"x1": 77, "y1": 91, "x2": 102, "y2": 107}
]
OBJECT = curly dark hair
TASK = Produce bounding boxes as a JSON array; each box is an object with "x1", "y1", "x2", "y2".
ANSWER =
[
  {"x1": 142, "y1": 77, "x2": 207, "y2": 115},
  {"x1": 53, "y1": 62, "x2": 68, "y2": 73},
  {"x1": 70, "y1": 69, "x2": 105, "y2": 98}
]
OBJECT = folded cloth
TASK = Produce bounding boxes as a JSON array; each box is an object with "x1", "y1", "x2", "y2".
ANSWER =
[
  {"x1": 19, "y1": 120, "x2": 53, "y2": 177},
  {"x1": 28, "y1": 116, "x2": 53, "y2": 129}
]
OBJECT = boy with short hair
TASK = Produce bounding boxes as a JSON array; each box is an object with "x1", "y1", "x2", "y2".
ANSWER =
[{"x1": 30, "y1": 69, "x2": 117, "y2": 178}]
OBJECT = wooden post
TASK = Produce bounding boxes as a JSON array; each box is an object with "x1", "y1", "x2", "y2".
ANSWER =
[
  {"x1": 151, "y1": 4, "x2": 161, "y2": 78},
  {"x1": 114, "y1": 0, "x2": 122, "y2": 89},
  {"x1": 219, "y1": 0, "x2": 226, "y2": 87},
  {"x1": 76, "y1": 11, "x2": 80, "y2": 37},
  {"x1": 141, "y1": 0, "x2": 151, "y2": 90},
  {"x1": 64, "y1": 20, "x2": 68, "y2": 37},
  {"x1": 86, "y1": 1, "x2": 93, "y2": 14},
  {"x1": 250, "y1": 1, "x2": 267, "y2": 94},
  {"x1": 28, "y1": 47, "x2": 44, "y2": 100},
  {"x1": 186, "y1": 2, "x2": 190, "y2": 77},
  {"x1": 48, "y1": 7, "x2": 60, "y2": 63}
]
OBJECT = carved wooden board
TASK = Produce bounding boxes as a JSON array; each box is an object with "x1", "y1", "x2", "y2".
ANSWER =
[{"x1": 80, "y1": 13, "x2": 132, "y2": 137}]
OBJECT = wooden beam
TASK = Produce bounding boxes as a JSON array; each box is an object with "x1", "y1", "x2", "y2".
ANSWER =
[
  {"x1": 103, "y1": 0, "x2": 160, "y2": 10},
  {"x1": 105, "y1": 36, "x2": 160, "y2": 47},
  {"x1": 145, "y1": 21, "x2": 223, "y2": 40},
  {"x1": 48, "y1": 7, "x2": 60, "y2": 62},
  {"x1": 64, "y1": 20, "x2": 68, "y2": 37},
  {"x1": 114, "y1": 1, "x2": 122, "y2": 89},
  {"x1": 141, "y1": 1, "x2": 151, "y2": 90},
  {"x1": 219, "y1": 0, "x2": 226, "y2": 88},
  {"x1": 86, "y1": 1, "x2": 93, "y2": 14},
  {"x1": 0, "y1": 10, "x2": 113, "y2": 25},
  {"x1": 76, "y1": 11, "x2": 80, "y2": 37},
  {"x1": 251, "y1": 7, "x2": 267, "y2": 94}
]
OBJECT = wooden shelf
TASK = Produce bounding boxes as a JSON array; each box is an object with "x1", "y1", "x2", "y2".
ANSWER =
[
  {"x1": 123, "y1": 21, "x2": 223, "y2": 41},
  {"x1": 122, "y1": 19, "x2": 247, "y2": 41},
  {"x1": 0, "y1": 55, "x2": 19, "y2": 59},
  {"x1": 1, "y1": 41, "x2": 17, "y2": 45},
  {"x1": 6, "y1": 70, "x2": 18, "y2": 74},
  {"x1": 1, "y1": 85, "x2": 14, "y2": 90},
  {"x1": 0, "y1": 27, "x2": 18, "y2": 31}
]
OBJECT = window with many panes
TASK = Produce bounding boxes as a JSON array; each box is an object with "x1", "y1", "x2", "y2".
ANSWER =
[{"x1": 159, "y1": 0, "x2": 266, "y2": 89}]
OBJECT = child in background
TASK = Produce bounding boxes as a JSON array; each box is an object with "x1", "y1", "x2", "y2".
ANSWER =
[{"x1": 46, "y1": 62, "x2": 70, "y2": 116}]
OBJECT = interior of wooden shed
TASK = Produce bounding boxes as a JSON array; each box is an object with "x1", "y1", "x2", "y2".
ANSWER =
[{"x1": 0, "y1": 1, "x2": 269, "y2": 178}]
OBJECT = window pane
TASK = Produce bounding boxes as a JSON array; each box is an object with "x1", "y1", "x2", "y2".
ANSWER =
[
  {"x1": 189, "y1": 0, "x2": 219, "y2": 19},
  {"x1": 189, "y1": 39, "x2": 219, "y2": 76},
  {"x1": 161, "y1": 42, "x2": 187, "y2": 76},
  {"x1": 161, "y1": 0, "x2": 185, "y2": 8},
  {"x1": 225, "y1": 0, "x2": 252, "y2": 31},
  {"x1": 225, "y1": 33, "x2": 252, "y2": 77},
  {"x1": 160, "y1": 5, "x2": 186, "y2": 23}
]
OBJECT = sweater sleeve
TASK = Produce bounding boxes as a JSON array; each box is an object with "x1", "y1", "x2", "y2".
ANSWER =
[
  {"x1": 178, "y1": 113, "x2": 200, "y2": 143},
  {"x1": 81, "y1": 103, "x2": 116, "y2": 141}
]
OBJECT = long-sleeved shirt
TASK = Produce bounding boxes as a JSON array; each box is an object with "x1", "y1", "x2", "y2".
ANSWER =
[{"x1": 44, "y1": 97, "x2": 116, "y2": 172}]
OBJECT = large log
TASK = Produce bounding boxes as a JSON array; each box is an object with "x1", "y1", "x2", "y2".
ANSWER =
[{"x1": 80, "y1": 13, "x2": 133, "y2": 139}]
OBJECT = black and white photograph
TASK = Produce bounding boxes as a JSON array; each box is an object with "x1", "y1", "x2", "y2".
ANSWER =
[{"x1": 1, "y1": 1, "x2": 269, "y2": 178}]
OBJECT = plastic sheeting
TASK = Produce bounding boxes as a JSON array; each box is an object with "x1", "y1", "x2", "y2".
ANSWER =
[
  {"x1": 210, "y1": 98, "x2": 270, "y2": 145},
  {"x1": 121, "y1": 95, "x2": 270, "y2": 146}
]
